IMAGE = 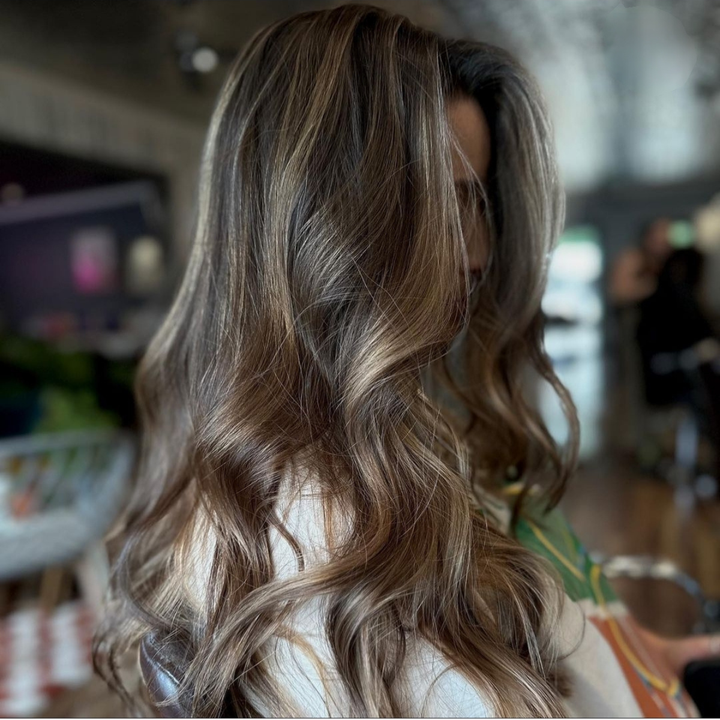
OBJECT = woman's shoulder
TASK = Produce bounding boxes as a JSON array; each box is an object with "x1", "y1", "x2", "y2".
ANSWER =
[
  {"x1": 265, "y1": 474, "x2": 494, "y2": 715},
  {"x1": 265, "y1": 603, "x2": 495, "y2": 717},
  {"x1": 255, "y1": 470, "x2": 496, "y2": 716},
  {"x1": 181, "y1": 471, "x2": 647, "y2": 717},
  {"x1": 399, "y1": 636, "x2": 494, "y2": 717}
]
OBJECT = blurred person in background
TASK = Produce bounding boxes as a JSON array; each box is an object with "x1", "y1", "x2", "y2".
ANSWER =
[
  {"x1": 636, "y1": 246, "x2": 717, "y2": 406},
  {"x1": 636, "y1": 246, "x2": 720, "y2": 486},
  {"x1": 609, "y1": 217, "x2": 675, "y2": 308},
  {"x1": 608, "y1": 217, "x2": 682, "y2": 458},
  {"x1": 94, "y1": 5, "x2": 720, "y2": 718}
]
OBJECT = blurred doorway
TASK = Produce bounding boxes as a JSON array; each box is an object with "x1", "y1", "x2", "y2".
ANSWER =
[{"x1": 540, "y1": 225, "x2": 605, "y2": 460}]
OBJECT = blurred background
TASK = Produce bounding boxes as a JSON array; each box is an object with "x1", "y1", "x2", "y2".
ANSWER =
[{"x1": 0, "y1": 0, "x2": 719, "y2": 716}]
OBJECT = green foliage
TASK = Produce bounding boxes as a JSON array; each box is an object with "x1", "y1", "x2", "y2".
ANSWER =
[
  {"x1": 0, "y1": 332, "x2": 131, "y2": 434},
  {"x1": 33, "y1": 386, "x2": 120, "y2": 434},
  {"x1": 0, "y1": 334, "x2": 94, "y2": 388}
]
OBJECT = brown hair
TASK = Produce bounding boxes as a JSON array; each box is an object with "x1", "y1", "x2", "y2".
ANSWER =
[{"x1": 95, "y1": 4, "x2": 578, "y2": 716}]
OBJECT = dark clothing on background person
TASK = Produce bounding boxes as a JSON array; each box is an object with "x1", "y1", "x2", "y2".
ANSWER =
[
  {"x1": 636, "y1": 248, "x2": 720, "y2": 485},
  {"x1": 635, "y1": 248, "x2": 715, "y2": 407}
]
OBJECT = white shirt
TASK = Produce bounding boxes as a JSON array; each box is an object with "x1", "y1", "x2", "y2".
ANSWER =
[{"x1": 184, "y1": 469, "x2": 644, "y2": 717}]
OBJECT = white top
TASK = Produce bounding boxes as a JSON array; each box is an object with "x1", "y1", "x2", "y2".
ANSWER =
[{"x1": 184, "y1": 470, "x2": 645, "y2": 717}]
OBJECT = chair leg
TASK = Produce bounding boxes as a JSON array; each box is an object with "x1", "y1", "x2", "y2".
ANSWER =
[
  {"x1": 73, "y1": 542, "x2": 110, "y2": 617},
  {"x1": 0, "y1": 581, "x2": 10, "y2": 617},
  {"x1": 672, "y1": 410, "x2": 700, "y2": 511},
  {"x1": 40, "y1": 566, "x2": 69, "y2": 612}
]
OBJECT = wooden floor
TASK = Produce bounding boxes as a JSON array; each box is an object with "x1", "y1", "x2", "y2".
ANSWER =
[
  {"x1": 562, "y1": 452, "x2": 720, "y2": 637},
  {"x1": 9, "y1": 382, "x2": 720, "y2": 717}
]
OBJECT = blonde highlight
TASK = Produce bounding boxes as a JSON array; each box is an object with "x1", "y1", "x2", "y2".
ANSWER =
[{"x1": 95, "y1": 5, "x2": 579, "y2": 717}]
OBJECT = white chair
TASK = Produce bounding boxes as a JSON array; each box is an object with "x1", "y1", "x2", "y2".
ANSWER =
[{"x1": 0, "y1": 429, "x2": 135, "y2": 613}]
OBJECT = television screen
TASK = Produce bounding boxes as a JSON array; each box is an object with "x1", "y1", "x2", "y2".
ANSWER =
[{"x1": 0, "y1": 181, "x2": 167, "y2": 335}]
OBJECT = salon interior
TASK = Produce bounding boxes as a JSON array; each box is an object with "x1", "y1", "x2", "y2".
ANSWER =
[{"x1": 0, "y1": 0, "x2": 719, "y2": 716}]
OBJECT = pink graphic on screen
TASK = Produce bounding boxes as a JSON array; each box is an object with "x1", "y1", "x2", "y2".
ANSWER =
[{"x1": 70, "y1": 227, "x2": 119, "y2": 294}]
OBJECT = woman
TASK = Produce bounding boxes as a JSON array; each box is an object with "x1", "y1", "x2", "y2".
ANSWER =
[{"x1": 95, "y1": 5, "x2": 717, "y2": 717}]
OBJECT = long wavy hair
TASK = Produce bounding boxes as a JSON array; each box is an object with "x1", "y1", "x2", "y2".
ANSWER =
[{"x1": 95, "y1": 4, "x2": 579, "y2": 717}]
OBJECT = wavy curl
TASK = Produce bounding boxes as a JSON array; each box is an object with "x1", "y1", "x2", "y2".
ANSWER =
[{"x1": 95, "y1": 4, "x2": 579, "y2": 717}]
